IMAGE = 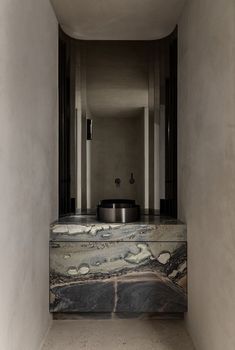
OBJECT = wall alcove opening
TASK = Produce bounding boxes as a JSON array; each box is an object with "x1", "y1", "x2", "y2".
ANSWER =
[{"x1": 58, "y1": 28, "x2": 178, "y2": 218}]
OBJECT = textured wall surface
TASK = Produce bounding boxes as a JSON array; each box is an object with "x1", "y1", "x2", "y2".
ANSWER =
[
  {"x1": 0, "y1": 1, "x2": 58, "y2": 349},
  {"x1": 91, "y1": 115, "x2": 144, "y2": 208},
  {"x1": 50, "y1": 0, "x2": 186, "y2": 40},
  {"x1": 178, "y1": 0, "x2": 235, "y2": 349}
]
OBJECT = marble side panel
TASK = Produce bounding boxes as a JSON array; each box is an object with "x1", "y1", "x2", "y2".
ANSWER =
[{"x1": 50, "y1": 241, "x2": 187, "y2": 313}]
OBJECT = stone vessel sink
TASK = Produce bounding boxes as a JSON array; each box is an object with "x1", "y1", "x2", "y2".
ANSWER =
[{"x1": 97, "y1": 199, "x2": 140, "y2": 223}]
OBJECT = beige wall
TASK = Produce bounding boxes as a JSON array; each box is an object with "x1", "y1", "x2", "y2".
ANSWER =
[
  {"x1": 91, "y1": 115, "x2": 144, "y2": 208},
  {"x1": 178, "y1": 0, "x2": 235, "y2": 349},
  {"x1": 0, "y1": 1, "x2": 58, "y2": 349}
]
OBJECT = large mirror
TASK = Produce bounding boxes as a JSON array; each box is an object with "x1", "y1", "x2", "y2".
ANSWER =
[
  {"x1": 74, "y1": 41, "x2": 162, "y2": 214},
  {"x1": 59, "y1": 31, "x2": 177, "y2": 217}
]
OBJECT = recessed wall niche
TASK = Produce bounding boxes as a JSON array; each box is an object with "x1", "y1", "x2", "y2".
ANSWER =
[{"x1": 59, "y1": 29, "x2": 177, "y2": 217}]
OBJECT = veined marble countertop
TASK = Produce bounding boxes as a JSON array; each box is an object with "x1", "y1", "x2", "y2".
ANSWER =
[{"x1": 50, "y1": 215, "x2": 186, "y2": 242}]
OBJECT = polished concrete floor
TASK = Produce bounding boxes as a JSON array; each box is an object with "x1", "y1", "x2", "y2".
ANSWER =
[{"x1": 42, "y1": 319, "x2": 195, "y2": 350}]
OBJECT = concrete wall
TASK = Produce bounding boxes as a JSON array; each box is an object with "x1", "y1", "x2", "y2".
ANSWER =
[
  {"x1": 178, "y1": 1, "x2": 235, "y2": 349},
  {"x1": 0, "y1": 1, "x2": 58, "y2": 349},
  {"x1": 91, "y1": 115, "x2": 144, "y2": 208}
]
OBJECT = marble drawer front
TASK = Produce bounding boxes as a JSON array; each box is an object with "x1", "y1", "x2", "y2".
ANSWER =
[{"x1": 50, "y1": 239, "x2": 187, "y2": 313}]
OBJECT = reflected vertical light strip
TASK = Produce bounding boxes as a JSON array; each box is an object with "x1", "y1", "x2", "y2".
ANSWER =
[
  {"x1": 76, "y1": 108, "x2": 82, "y2": 210},
  {"x1": 75, "y1": 52, "x2": 82, "y2": 210},
  {"x1": 154, "y1": 114, "x2": 160, "y2": 210},
  {"x1": 144, "y1": 106, "x2": 149, "y2": 209},
  {"x1": 159, "y1": 105, "x2": 165, "y2": 200}
]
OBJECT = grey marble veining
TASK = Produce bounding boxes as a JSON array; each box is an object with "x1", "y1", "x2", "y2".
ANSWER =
[
  {"x1": 49, "y1": 215, "x2": 187, "y2": 314},
  {"x1": 50, "y1": 242, "x2": 187, "y2": 313},
  {"x1": 50, "y1": 215, "x2": 186, "y2": 242}
]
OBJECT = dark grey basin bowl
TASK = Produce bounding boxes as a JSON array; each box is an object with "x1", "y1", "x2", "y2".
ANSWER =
[{"x1": 97, "y1": 199, "x2": 140, "y2": 223}]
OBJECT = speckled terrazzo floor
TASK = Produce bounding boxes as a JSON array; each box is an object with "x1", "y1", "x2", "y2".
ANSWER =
[{"x1": 42, "y1": 319, "x2": 195, "y2": 350}]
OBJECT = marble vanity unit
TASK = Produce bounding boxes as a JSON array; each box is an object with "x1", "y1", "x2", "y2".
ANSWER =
[{"x1": 49, "y1": 216, "x2": 187, "y2": 315}]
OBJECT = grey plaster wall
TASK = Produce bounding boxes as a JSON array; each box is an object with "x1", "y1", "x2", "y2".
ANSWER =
[
  {"x1": 178, "y1": 0, "x2": 235, "y2": 349},
  {"x1": 0, "y1": 0, "x2": 58, "y2": 349},
  {"x1": 91, "y1": 115, "x2": 144, "y2": 208}
]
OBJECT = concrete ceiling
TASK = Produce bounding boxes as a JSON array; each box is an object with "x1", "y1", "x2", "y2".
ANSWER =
[{"x1": 50, "y1": 0, "x2": 186, "y2": 40}]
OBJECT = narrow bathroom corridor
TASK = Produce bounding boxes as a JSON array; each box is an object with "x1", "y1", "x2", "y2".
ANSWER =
[
  {"x1": 42, "y1": 319, "x2": 195, "y2": 350},
  {"x1": 1, "y1": 0, "x2": 235, "y2": 349}
]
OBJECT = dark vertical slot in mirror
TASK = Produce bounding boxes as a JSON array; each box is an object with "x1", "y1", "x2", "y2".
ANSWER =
[
  {"x1": 59, "y1": 27, "x2": 72, "y2": 217},
  {"x1": 162, "y1": 29, "x2": 177, "y2": 218}
]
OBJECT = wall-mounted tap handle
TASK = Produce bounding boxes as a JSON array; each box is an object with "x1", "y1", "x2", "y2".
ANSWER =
[
  {"x1": 115, "y1": 178, "x2": 121, "y2": 187},
  {"x1": 129, "y1": 173, "x2": 135, "y2": 184}
]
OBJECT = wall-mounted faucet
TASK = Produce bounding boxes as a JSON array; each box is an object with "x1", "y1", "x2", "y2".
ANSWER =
[
  {"x1": 115, "y1": 178, "x2": 121, "y2": 187},
  {"x1": 129, "y1": 173, "x2": 135, "y2": 184}
]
